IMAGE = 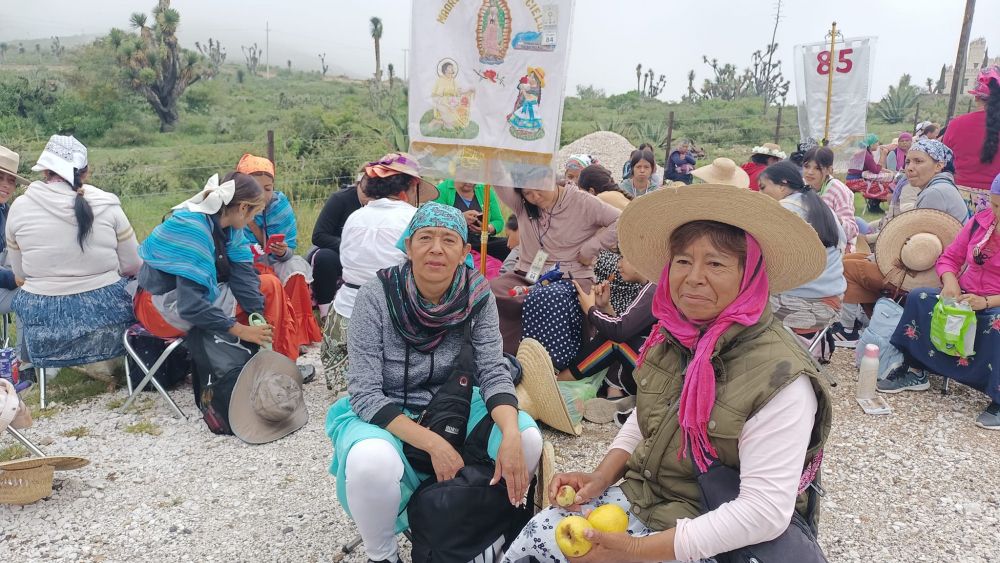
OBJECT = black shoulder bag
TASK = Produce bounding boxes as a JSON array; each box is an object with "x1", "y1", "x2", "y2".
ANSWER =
[
  {"x1": 402, "y1": 323, "x2": 476, "y2": 475},
  {"x1": 694, "y1": 450, "x2": 828, "y2": 563}
]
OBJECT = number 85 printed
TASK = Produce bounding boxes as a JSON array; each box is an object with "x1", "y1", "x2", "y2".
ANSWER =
[{"x1": 816, "y1": 48, "x2": 853, "y2": 75}]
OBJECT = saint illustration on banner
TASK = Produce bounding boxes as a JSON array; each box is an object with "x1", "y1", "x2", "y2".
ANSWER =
[
  {"x1": 420, "y1": 58, "x2": 479, "y2": 139},
  {"x1": 477, "y1": 0, "x2": 511, "y2": 64},
  {"x1": 507, "y1": 67, "x2": 545, "y2": 140}
]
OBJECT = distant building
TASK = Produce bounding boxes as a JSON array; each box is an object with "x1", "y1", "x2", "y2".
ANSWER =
[{"x1": 944, "y1": 38, "x2": 1000, "y2": 93}]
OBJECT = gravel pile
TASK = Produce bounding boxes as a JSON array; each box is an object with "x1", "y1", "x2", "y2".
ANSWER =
[
  {"x1": 1, "y1": 346, "x2": 998, "y2": 562},
  {"x1": 557, "y1": 131, "x2": 636, "y2": 182}
]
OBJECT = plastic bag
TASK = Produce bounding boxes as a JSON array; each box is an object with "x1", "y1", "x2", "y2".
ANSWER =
[{"x1": 930, "y1": 297, "x2": 977, "y2": 357}]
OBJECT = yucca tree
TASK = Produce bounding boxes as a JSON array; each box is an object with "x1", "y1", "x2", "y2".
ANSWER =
[
  {"x1": 111, "y1": 0, "x2": 207, "y2": 132},
  {"x1": 0, "y1": 43, "x2": 7, "y2": 63},
  {"x1": 875, "y1": 74, "x2": 920, "y2": 124},
  {"x1": 370, "y1": 16, "x2": 383, "y2": 83},
  {"x1": 635, "y1": 63, "x2": 642, "y2": 94}
]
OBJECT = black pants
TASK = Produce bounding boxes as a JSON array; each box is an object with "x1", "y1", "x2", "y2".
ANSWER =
[
  {"x1": 567, "y1": 335, "x2": 641, "y2": 396},
  {"x1": 310, "y1": 248, "x2": 342, "y2": 305},
  {"x1": 474, "y1": 235, "x2": 511, "y2": 261}
]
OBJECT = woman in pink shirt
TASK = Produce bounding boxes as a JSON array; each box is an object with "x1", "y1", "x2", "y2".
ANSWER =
[
  {"x1": 941, "y1": 66, "x2": 1000, "y2": 212},
  {"x1": 504, "y1": 185, "x2": 832, "y2": 562},
  {"x1": 883, "y1": 172, "x2": 1000, "y2": 430},
  {"x1": 803, "y1": 146, "x2": 859, "y2": 252}
]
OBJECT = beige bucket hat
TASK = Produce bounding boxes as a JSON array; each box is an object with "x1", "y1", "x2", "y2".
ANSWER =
[
  {"x1": 692, "y1": 158, "x2": 751, "y2": 189},
  {"x1": 228, "y1": 350, "x2": 309, "y2": 445},
  {"x1": 617, "y1": 184, "x2": 826, "y2": 293},
  {"x1": 514, "y1": 339, "x2": 581, "y2": 436},
  {"x1": 875, "y1": 209, "x2": 963, "y2": 292},
  {"x1": 0, "y1": 146, "x2": 28, "y2": 185}
]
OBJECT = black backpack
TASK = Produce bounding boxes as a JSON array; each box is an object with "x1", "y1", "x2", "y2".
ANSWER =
[{"x1": 408, "y1": 471, "x2": 534, "y2": 562}]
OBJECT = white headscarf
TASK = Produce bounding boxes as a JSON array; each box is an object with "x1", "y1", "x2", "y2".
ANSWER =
[{"x1": 173, "y1": 174, "x2": 236, "y2": 214}]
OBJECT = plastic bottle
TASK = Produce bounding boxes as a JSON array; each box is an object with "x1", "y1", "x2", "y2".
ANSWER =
[
  {"x1": 857, "y1": 344, "x2": 879, "y2": 400},
  {"x1": 508, "y1": 285, "x2": 532, "y2": 297}
]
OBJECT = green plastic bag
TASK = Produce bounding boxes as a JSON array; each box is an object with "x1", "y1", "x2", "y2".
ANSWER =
[{"x1": 930, "y1": 298, "x2": 977, "y2": 357}]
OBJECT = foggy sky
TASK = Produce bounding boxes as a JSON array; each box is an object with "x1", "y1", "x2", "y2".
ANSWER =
[{"x1": 2, "y1": 0, "x2": 998, "y2": 102}]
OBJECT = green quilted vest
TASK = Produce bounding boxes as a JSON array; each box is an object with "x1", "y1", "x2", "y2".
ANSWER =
[{"x1": 619, "y1": 307, "x2": 833, "y2": 531}]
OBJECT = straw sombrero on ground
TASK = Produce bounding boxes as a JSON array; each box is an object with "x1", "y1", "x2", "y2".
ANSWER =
[
  {"x1": 692, "y1": 158, "x2": 751, "y2": 189},
  {"x1": 515, "y1": 339, "x2": 581, "y2": 436},
  {"x1": 874, "y1": 209, "x2": 963, "y2": 292},
  {"x1": 535, "y1": 440, "x2": 556, "y2": 511},
  {"x1": 618, "y1": 184, "x2": 825, "y2": 293}
]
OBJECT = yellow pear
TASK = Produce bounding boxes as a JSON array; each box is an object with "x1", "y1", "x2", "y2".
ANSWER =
[
  {"x1": 555, "y1": 484, "x2": 577, "y2": 508},
  {"x1": 587, "y1": 504, "x2": 629, "y2": 533},
  {"x1": 555, "y1": 515, "x2": 593, "y2": 557}
]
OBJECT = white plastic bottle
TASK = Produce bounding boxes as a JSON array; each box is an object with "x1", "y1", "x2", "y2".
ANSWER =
[{"x1": 857, "y1": 344, "x2": 891, "y2": 415}]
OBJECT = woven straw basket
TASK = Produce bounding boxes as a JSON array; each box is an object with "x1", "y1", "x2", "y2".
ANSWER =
[{"x1": 0, "y1": 464, "x2": 54, "y2": 505}]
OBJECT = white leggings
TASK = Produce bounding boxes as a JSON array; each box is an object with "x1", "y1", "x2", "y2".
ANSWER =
[{"x1": 345, "y1": 427, "x2": 543, "y2": 561}]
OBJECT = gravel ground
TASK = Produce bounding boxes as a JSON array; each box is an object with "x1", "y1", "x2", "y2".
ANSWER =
[
  {"x1": 1, "y1": 346, "x2": 998, "y2": 562},
  {"x1": 557, "y1": 131, "x2": 636, "y2": 182}
]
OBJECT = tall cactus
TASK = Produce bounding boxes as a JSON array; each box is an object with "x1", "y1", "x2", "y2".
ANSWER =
[{"x1": 110, "y1": 0, "x2": 207, "y2": 132}]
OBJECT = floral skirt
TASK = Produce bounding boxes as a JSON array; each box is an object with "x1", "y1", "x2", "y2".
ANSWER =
[
  {"x1": 12, "y1": 278, "x2": 135, "y2": 368},
  {"x1": 890, "y1": 288, "x2": 1000, "y2": 403},
  {"x1": 502, "y1": 486, "x2": 714, "y2": 563}
]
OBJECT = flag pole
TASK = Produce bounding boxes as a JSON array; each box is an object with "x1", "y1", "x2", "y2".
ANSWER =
[
  {"x1": 822, "y1": 21, "x2": 838, "y2": 145},
  {"x1": 480, "y1": 184, "x2": 491, "y2": 274}
]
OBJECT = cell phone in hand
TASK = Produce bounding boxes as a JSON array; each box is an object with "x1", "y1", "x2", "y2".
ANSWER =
[{"x1": 264, "y1": 233, "x2": 285, "y2": 253}]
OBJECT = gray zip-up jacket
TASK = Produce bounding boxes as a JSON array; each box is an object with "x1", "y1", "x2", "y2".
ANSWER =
[{"x1": 346, "y1": 278, "x2": 518, "y2": 427}]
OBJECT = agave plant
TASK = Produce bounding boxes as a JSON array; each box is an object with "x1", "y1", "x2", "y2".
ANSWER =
[{"x1": 875, "y1": 74, "x2": 919, "y2": 124}]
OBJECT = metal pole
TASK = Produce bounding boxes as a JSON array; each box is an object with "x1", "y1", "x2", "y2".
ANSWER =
[
  {"x1": 664, "y1": 111, "x2": 675, "y2": 165},
  {"x1": 946, "y1": 0, "x2": 977, "y2": 124},
  {"x1": 267, "y1": 130, "x2": 275, "y2": 164},
  {"x1": 480, "y1": 185, "x2": 491, "y2": 275},
  {"x1": 822, "y1": 22, "x2": 837, "y2": 144},
  {"x1": 774, "y1": 105, "x2": 783, "y2": 144}
]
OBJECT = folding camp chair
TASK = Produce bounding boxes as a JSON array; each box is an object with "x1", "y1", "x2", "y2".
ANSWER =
[
  {"x1": 786, "y1": 325, "x2": 839, "y2": 388},
  {"x1": 120, "y1": 324, "x2": 187, "y2": 419},
  {"x1": 1, "y1": 313, "x2": 13, "y2": 348}
]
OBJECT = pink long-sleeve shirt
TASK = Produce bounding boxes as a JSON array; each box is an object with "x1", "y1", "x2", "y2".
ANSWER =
[
  {"x1": 609, "y1": 375, "x2": 818, "y2": 562},
  {"x1": 941, "y1": 110, "x2": 1000, "y2": 191},
  {"x1": 820, "y1": 177, "x2": 859, "y2": 253},
  {"x1": 936, "y1": 208, "x2": 1000, "y2": 296},
  {"x1": 494, "y1": 186, "x2": 620, "y2": 280}
]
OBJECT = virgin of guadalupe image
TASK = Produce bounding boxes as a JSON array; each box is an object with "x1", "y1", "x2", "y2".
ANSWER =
[
  {"x1": 507, "y1": 67, "x2": 545, "y2": 141},
  {"x1": 419, "y1": 58, "x2": 479, "y2": 139},
  {"x1": 476, "y1": 0, "x2": 511, "y2": 64}
]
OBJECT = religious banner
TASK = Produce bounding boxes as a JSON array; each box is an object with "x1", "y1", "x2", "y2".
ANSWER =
[
  {"x1": 409, "y1": 0, "x2": 575, "y2": 189},
  {"x1": 794, "y1": 36, "x2": 876, "y2": 168}
]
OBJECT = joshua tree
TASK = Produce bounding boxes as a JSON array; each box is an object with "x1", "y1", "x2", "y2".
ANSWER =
[
  {"x1": 926, "y1": 77, "x2": 934, "y2": 94},
  {"x1": 388, "y1": 63, "x2": 395, "y2": 90},
  {"x1": 287, "y1": 59, "x2": 292, "y2": 71},
  {"x1": 936, "y1": 64, "x2": 947, "y2": 94},
  {"x1": 195, "y1": 38, "x2": 226, "y2": 77},
  {"x1": 318, "y1": 53, "x2": 329, "y2": 76},
  {"x1": 50, "y1": 36, "x2": 65, "y2": 60},
  {"x1": 370, "y1": 16, "x2": 383, "y2": 83},
  {"x1": 635, "y1": 63, "x2": 642, "y2": 94},
  {"x1": 242, "y1": 43, "x2": 262, "y2": 75},
  {"x1": 17, "y1": 43, "x2": 25, "y2": 55},
  {"x1": 0, "y1": 43, "x2": 7, "y2": 63},
  {"x1": 109, "y1": 0, "x2": 209, "y2": 132}
]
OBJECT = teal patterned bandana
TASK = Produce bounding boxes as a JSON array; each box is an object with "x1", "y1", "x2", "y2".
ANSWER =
[{"x1": 395, "y1": 201, "x2": 470, "y2": 253}]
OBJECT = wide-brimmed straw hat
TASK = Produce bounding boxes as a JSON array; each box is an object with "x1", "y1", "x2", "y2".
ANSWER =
[
  {"x1": 692, "y1": 158, "x2": 750, "y2": 189},
  {"x1": 618, "y1": 184, "x2": 826, "y2": 293},
  {"x1": 751, "y1": 143, "x2": 787, "y2": 160},
  {"x1": 0, "y1": 146, "x2": 28, "y2": 185},
  {"x1": 364, "y1": 152, "x2": 440, "y2": 205},
  {"x1": 0, "y1": 464, "x2": 54, "y2": 505},
  {"x1": 874, "y1": 209, "x2": 963, "y2": 292},
  {"x1": 228, "y1": 350, "x2": 308, "y2": 445},
  {"x1": 515, "y1": 339, "x2": 581, "y2": 436}
]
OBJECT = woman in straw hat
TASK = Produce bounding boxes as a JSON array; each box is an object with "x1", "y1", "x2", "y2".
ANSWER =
[
  {"x1": 7, "y1": 135, "x2": 141, "y2": 377},
  {"x1": 503, "y1": 184, "x2": 832, "y2": 562},
  {"x1": 834, "y1": 140, "x2": 969, "y2": 344},
  {"x1": 740, "y1": 142, "x2": 786, "y2": 191},
  {"x1": 236, "y1": 153, "x2": 321, "y2": 359},
  {"x1": 326, "y1": 202, "x2": 541, "y2": 563},
  {"x1": 321, "y1": 153, "x2": 439, "y2": 392},
  {"x1": 691, "y1": 157, "x2": 751, "y2": 189},
  {"x1": 758, "y1": 162, "x2": 846, "y2": 352},
  {"x1": 880, "y1": 172, "x2": 1000, "y2": 430},
  {"x1": 0, "y1": 145, "x2": 29, "y2": 370}
]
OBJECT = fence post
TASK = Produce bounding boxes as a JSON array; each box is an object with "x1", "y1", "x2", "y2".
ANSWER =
[
  {"x1": 912, "y1": 102, "x2": 920, "y2": 130},
  {"x1": 664, "y1": 111, "x2": 675, "y2": 164},
  {"x1": 774, "y1": 105, "x2": 783, "y2": 144},
  {"x1": 267, "y1": 130, "x2": 275, "y2": 164}
]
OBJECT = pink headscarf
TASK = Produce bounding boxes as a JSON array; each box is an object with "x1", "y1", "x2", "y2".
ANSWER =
[{"x1": 636, "y1": 233, "x2": 770, "y2": 472}]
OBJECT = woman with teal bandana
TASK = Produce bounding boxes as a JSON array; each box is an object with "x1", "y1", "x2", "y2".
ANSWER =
[{"x1": 326, "y1": 202, "x2": 541, "y2": 563}]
